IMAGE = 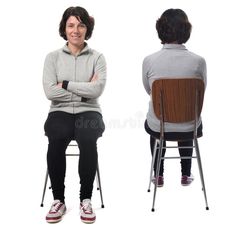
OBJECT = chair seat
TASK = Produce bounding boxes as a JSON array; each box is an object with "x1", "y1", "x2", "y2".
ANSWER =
[
  {"x1": 145, "y1": 120, "x2": 203, "y2": 141},
  {"x1": 152, "y1": 132, "x2": 202, "y2": 141}
]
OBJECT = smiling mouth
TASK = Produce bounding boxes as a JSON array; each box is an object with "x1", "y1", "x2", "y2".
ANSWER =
[{"x1": 72, "y1": 35, "x2": 81, "y2": 38}]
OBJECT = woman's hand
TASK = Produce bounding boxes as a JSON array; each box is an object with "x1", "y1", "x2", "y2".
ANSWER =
[
  {"x1": 57, "y1": 82, "x2": 63, "y2": 88},
  {"x1": 90, "y1": 74, "x2": 98, "y2": 82}
]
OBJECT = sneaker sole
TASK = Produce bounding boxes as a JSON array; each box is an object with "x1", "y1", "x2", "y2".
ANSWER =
[
  {"x1": 46, "y1": 211, "x2": 66, "y2": 223},
  {"x1": 81, "y1": 217, "x2": 96, "y2": 224},
  {"x1": 157, "y1": 184, "x2": 164, "y2": 187},
  {"x1": 181, "y1": 181, "x2": 194, "y2": 186},
  {"x1": 46, "y1": 217, "x2": 63, "y2": 223},
  {"x1": 152, "y1": 180, "x2": 164, "y2": 187}
]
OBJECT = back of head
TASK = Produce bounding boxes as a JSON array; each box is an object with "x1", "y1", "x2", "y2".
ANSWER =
[{"x1": 156, "y1": 8, "x2": 192, "y2": 44}]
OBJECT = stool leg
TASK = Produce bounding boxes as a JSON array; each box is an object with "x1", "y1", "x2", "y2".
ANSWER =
[
  {"x1": 96, "y1": 162, "x2": 104, "y2": 208},
  {"x1": 40, "y1": 169, "x2": 49, "y2": 207}
]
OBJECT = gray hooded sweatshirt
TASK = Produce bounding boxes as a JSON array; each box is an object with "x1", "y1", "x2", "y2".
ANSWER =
[{"x1": 43, "y1": 43, "x2": 106, "y2": 114}]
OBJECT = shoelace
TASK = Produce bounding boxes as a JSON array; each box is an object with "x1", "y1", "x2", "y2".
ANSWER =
[
  {"x1": 81, "y1": 201, "x2": 92, "y2": 213},
  {"x1": 50, "y1": 202, "x2": 63, "y2": 213}
]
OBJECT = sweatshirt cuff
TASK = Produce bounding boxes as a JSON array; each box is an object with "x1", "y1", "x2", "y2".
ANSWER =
[{"x1": 62, "y1": 80, "x2": 69, "y2": 90}]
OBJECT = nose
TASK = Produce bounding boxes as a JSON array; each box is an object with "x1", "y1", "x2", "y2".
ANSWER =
[{"x1": 72, "y1": 26, "x2": 79, "y2": 33}]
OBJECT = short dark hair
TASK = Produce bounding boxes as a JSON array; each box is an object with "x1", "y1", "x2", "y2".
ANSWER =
[
  {"x1": 59, "y1": 6, "x2": 94, "y2": 40},
  {"x1": 156, "y1": 9, "x2": 192, "y2": 44}
]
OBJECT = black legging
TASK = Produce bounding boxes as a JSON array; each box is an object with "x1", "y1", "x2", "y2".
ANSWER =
[
  {"x1": 44, "y1": 111, "x2": 105, "y2": 203},
  {"x1": 150, "y1": 137, "x2": 192, "y2": 176}
]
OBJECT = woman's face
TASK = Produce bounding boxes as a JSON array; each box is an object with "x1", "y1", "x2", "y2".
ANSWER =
[{"x1": 65, "y1": 16, "x2": 87, "y2": 47}]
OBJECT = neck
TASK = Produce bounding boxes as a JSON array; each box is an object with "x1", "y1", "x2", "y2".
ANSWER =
[
  {"x1": 68, "y1": 42, "x2": 85, "y2": 56},
  {"x1": 169, "y1": 41, "x2": 179, "y2": 44}
]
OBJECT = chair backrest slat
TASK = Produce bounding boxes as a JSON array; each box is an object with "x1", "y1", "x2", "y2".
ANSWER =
[{"x1": 152, "y1": 78, "x2": 205, "y2": 123}]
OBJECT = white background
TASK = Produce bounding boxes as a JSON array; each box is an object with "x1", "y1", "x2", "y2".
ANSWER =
[{"x1": 1, "y1": 0, "x2": 236, "y2": 235}]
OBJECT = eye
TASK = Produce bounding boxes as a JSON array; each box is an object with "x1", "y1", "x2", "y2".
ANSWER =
[
  {"x1": 67, "y1": 24, "x2": 74, "y2": 28},
  {"x1": 79, "y1": 23, "x2": 86, "y2": 28}
]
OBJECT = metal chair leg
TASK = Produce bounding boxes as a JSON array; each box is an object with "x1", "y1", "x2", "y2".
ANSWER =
[
  {"x1": 148, "y1": 139, "x2": 159, "y2": 192},
  {"x1": 96, "y1": 162, "x2": 104, "y2": 208},
  {"x1": 41, "y1": 149, "x2": 105, "y2": 209},
  {"x1": 96, "y1": 172, "x2": 100, "y2": 190},
  {"x1": 40, "y1": 167, "x2": 105, "y2": 208},
  {"x1": 194, "y1": 138, "x2": 209, "y2": 210},
  {"x1": 40, "y1": 169, "x2": 49, "y2": 207},
  {"x1": 151, "y1": 138, "x2": 163, "y2": 211}
]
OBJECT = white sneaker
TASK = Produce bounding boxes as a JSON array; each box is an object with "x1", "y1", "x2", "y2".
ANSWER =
[
  {"x1": 152, "y1": 176, "x2": 164, "y2": 187},
  {"x1": 46, "y1": 200, "x2": 66, "y2": 223},
  {"x1": 80, "y1": 199, "x2": 96, "y2": 224},
  {"x1": 181, "y1": 174, "x2": 194, "y2": 186}
]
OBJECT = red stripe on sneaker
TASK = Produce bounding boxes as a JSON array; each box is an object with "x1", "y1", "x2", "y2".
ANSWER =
[{"x1": 81, "y1": 216, "x2": 96, "y2": 221}]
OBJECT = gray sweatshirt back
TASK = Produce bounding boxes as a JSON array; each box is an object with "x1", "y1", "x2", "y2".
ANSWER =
[{"x1": 142, "y1": 44, "x2": 207, "y2": 132}]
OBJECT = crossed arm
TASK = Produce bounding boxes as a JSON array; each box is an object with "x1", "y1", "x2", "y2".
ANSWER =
[{"x1": 43, "y1": 53, "x2": 106, "y2": 102}]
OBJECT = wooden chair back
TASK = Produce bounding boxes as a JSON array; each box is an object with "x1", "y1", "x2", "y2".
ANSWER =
[{"x1": 152, "y1": 78, "x2": 205, "y2": 123}]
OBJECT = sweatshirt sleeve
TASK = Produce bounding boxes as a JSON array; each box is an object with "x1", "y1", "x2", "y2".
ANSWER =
[
  {"x1": 66, "y1": 54, "x2": 107, "y2": 99},
  {"x1": 199, "y1": 57, "x2": 207, "y2": 89},
  {"x1": 142, "y1": 57, "x2": 151, "y2": 94},
  {"x1": 43, "y1": 53, "x2": 75, "y2": 102}
]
